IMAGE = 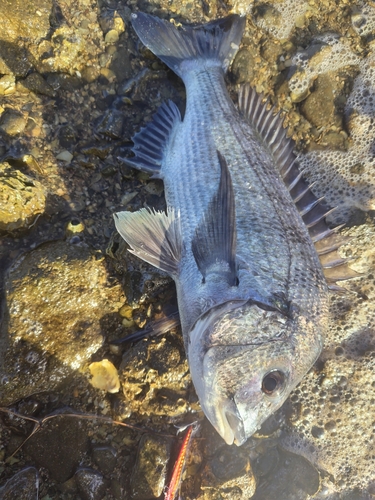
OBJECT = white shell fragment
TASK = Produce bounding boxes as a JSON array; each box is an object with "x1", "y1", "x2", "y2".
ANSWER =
[{"x1": 89, "y1": 359, "x2": 120, "y2": 393}]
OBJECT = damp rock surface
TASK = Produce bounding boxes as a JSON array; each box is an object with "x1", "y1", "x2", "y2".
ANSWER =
[
  {"x1": 0, "y1": 163, "x2": 46, "y2": 232},
  {"x1": 0, "y1": 240, "x2": 115, "y2": 404},
  {"x1": 130, "y1": 434, "x2": 171, "y2": 499}
]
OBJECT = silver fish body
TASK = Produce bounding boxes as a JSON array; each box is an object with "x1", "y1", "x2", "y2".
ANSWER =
[{"x1": 115, "y1": 13, "x2": 331, "y2": 445}]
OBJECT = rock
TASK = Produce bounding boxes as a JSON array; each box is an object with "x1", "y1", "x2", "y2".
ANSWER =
[
  {"x1": 75, "y1": 468, "x2": 107, "y2": 500},
  {"x1": 0, "y1": 110, "x2": 27, "y2": 136},
  {"x1": 231, "y1": 48, "x2": 255, "y2": 84},
  {"x1": 0, "y1": 162, "x2": 45, "y2": 232},
  {"x1": 251, "y1": 449, "x2": 319, "y2": 500},
  {"x1": 0, "y1": 467, "x2": 39, "y2": 500},
  {"x1": 105, "y1": 29, "x2": 119, "y2": 44},
  {"x1": 119, "y1": 337, "x2": 189, "y2": 418},
  {"x1": 23, "y1": 410, "x2": 90, "y2": 483},
  {"x1": 0, "y1": 240, "x2": 115, "y2": 405},
  {"x1": 130, "y1": 434, "x2": 171, "y2": 499},
  {"x1": 0, "y1": 44, "x2": 32, "y2": 77},
  {"x1": 0, "y1": 0, "x2": 51, "y2": 44},
  {"x1": 0, "y1": 75, "x2": 16, "y2": 95},
  {"x1": 201, "y1": 445, "x2": 256, "y2": 499},
  {"x1": 92, "y1": 446, "x2": 117, "y2": 476},
  {"x1": 56, "y1": 150, "x2": 74, "y2": 162},
  {"x1": 19, "y1": 73, "x2": 56, "y2": 97},
  {"x1": 300, "y1": 72, "x2": 346, "y2": 131},
  {"x1": 96, "y1": 109, "x2": 124, "y2": 138}
]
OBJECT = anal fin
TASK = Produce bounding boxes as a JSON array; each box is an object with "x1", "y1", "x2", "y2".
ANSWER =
[
  {"x1": 121, "y1": 100, "x2": 181, "y2": 177},
  {"x1": 192, "y1": 151, "x2": 237, "y2": 286},
  {"x1": 114, "y1": 207, "x2": 182, "y2": 276}
]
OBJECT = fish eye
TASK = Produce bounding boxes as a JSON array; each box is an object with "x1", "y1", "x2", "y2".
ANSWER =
[{"x1": 261, "y1": 370, "x2": 285, "y2": 395}]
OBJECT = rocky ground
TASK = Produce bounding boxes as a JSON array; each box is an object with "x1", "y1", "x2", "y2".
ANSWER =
[{"x1": 0, "y1": 0, "x2": 375, "y2": 499}]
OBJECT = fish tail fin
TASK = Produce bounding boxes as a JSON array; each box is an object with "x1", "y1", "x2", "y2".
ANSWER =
[{"x1": 131, "y1": 12, "x2": 245, "y2": 78}]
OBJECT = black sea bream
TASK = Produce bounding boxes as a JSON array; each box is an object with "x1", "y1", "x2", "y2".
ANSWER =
[{"x1": 114, "y1": 13, "x2": 355, "y2": 445}]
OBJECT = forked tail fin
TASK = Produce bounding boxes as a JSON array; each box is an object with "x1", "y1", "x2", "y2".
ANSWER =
[{"x1": 131, "y1": 12, "x2": 245, "y2": 79}]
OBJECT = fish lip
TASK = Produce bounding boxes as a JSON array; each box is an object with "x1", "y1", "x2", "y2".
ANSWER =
[{"x1": 224, "y1": 409, "x2": 247, "y2": 446}]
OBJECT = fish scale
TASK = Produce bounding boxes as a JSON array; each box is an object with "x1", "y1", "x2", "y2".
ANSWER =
[
  {"x1": 114, "y1": 13, "x2": 354, "y2": 446},
  {"x1": 164, "y1": 67, "x2": 325, "y2": 317}
]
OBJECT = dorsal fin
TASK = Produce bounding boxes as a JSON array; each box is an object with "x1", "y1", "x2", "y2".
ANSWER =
[
  {"x1": 120, "y1": 100, "x2": 181, "y2": 178},
  {"x1": 238, "y1": 83, "x2": 360, "y2": 288},
  {"x1": 192, "y1": 151, "x2": 237, "y2": 286},
  {"x1": 114, "y1": 207, "x2": 182, "y2": 276}
]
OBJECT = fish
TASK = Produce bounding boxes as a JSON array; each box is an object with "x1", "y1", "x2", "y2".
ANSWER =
[{"x1": 114, "y1": 12, "x2": 357, "y2": 445}]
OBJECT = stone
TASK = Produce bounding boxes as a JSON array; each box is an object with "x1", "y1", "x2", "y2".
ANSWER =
[
  {"x1": 0, "y1": 162, "x2": 45, "y2": 232},
  {"x1": 0, "y1": 110, "x2": 27, "y2": 136},
  {"x1": 19, "y1": 73, "x2": 56, "y2": 97},
  {"x1": 0, "y1": 0, "x2": 52, "y2": 44},
  {"x1": 0, "y1": 240, "x2": 115, "y2": 405},
  {"x1": 0, "y1": 75, "x2": 16, "y2": 95},
  {"x1": 75, "y1": 468, "x2": 107, "y2": 500},
  {"x1": 23, "y1": 410, "x2": 90, "y2": 483},
  {"x1": 130, "y1": 434, "x2": 171, "y2": 499},
  {"x1": 0, "y1": 467, "x2": 39, "y2": 500}
]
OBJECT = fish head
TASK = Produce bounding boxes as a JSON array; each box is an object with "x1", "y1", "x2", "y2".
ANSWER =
[{"x1": 188, "y1": 300, "x2": 323, "y2": 446}]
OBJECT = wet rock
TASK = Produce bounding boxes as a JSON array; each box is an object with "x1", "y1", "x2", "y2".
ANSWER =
[
  {"x1": 251, "y1": 449, "x2": 319, "y2": 500},
  {"x1": 105, "y1": 29, "x2": 119, "y2": 44},
  {"x1": 0, "y1": 74, "x2": 16, "y2": 95},
  {"x1": 23, "y1": 410, "x2": 90, "y2": 483},
  {"x1": 56, "y1": 150, "x2": 74, "y2": 162},
  {"x1": 0, "y1": 467, "x2": 39, "y2": 500},
  {"x1": 75, "y1": 468, "x2": 107, "y2": 500},
  {"x1": 97, "y1": 109, "x2": 124, "y2": 138},
  {"x1": 201, "y1": 445, "x2": 256, "y2": 499},
  {"x1": 58, "y1": 125, "x2": 77, "y2": 148},
  {"x1": 0, "y1": 44, "x2": 33, "y2": 77},
  {"x1": 19, "y1": 73, "x2": 56, "y2": 97},
  {"x1": 0, "y1": 0, "x2": 51, "y2": 44},
  {"x1": 130, "y1": 434, "x2": 171, "y2": 499},
  {"x1": 0, "y1": 240, "x2": 115, "y2": 405},
  {"x1": 0, "y1": 110, "x2": 27, "y2": 136},
  {"x1": 119, "y1": 337, "x2": 189, "y2": 418},
  {"x1": 300, "y1": 72, "x2": 346, "y2": 131},
  {"x1": 0, "y1": 162, "x2": 45, "y2": 232},
  {"x1": 92, "y1": 446, "x2": 117, "y2": 476},
  {"x1": 231, "y1": 48, "x2": 255, "y2": 84}
]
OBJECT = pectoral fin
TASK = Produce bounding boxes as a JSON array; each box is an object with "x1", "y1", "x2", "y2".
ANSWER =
[
  {"x1": 114, "y1": 208, "x2": 182, "y2": 276},
  {"x1": 192, "y1": 151, "x2": 237, "y2": 286}
]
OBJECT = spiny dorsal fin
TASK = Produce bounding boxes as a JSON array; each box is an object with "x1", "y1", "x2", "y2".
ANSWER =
[
  {"x1": 120, "y1": 100, "x2": 181, "y2": 177},
  {"x1": 192, "y1": 151, "x2": 237, "y2": 286},
  {"x1": 238, "y1": 83, "x2": 360, "y2": 287},
  {"x1": 114, "y1": 207, "x2": 182, "y2": 276}
]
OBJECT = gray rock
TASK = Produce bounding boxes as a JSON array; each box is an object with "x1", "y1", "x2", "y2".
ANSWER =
[
  {"x1": 23, "y1": 410, "x2": 90, "y2": 483},
  {"x1": 75, "y1": 468, "x2": 107, "y2": 500},
  {"x1": 130, "y1": 434, "x2": 171, "y2": 499},
  {"x1": 19, "y1": 73, "x2": 56, "y2": 97},
  {"x1": 92, "y1": 445, "x2": 118, "y2": 476},
  {"x1": 0, "y1": 467, "x2": 39, "y2": 500},
  {"x1": 251, "y1": 449, "x2": 319, "y2": 500}
]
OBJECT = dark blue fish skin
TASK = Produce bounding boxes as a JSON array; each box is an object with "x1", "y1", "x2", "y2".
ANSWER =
[{"x1": 115, "y1": 13, "x2": 329, "y2": 445}]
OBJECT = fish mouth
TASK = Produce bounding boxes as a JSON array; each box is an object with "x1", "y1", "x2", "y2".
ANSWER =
[{"x1": 213, "y1": 403, "x2": 247, "y2": 446}]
